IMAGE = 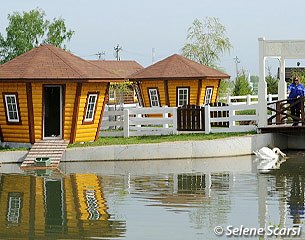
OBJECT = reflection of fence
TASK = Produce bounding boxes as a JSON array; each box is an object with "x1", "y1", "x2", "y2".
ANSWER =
[{"x1": 100, "y1": 103, "x2": 258, "y2": 137}]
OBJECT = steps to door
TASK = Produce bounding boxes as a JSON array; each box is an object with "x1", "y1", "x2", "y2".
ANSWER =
[{"x1": 21, "y1": 140, "x2": 69, "y2": 169}]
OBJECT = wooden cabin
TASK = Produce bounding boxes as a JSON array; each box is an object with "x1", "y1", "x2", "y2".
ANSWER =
[
  {"x1": 0, "y1": 44, "x2": 123, "y2": 144},
  {"x1": 128, "y1": 54, "x2": 230, "y2": 107},
  {"x1": 90, "y1": 60, "x2": 143, "y2": 104}
]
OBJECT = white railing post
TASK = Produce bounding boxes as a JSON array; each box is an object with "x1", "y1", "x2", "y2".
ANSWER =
[
  {"x1": 229, "y1": 108, "x2": 235, "y2": 127},
  {"x1": 204, "y1": 104, "x2": 211, "y2": 134},
  {"x1": 246, "y1": 95, "x2": 251, "y2": 105},
  {"x1": 123, "y1": 109, "x2": 130, "y2": 137},
  {"x1": 163, "y1": 105, "x2": 169, "y2": 128},
  {"x1": 172, "y1": 107, "x2": 178, "y2": 135},
  {"x1": 267, "y1": 94, "x2": 272, "y2": 103}
]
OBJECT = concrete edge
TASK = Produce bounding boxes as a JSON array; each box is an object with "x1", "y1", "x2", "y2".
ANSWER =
[{"x1": 0, "y1": 133, "x2": 287, "y2": 164}]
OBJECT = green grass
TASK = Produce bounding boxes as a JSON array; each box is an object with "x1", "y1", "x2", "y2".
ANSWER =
[
  {"x1": 68, "y1": 131, "x2": 256, "y2": 148},
  {"x1": 0, "y1": 145, "x2": 29, "y2": 152}
]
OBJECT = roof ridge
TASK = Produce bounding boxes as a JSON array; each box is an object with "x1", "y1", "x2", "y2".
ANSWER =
[{"x1": 46, "y1": 45, "x2": 84, "y2": 77}]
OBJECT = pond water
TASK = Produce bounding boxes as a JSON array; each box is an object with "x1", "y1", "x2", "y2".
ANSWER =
[{"x1": 0, "y1": 152, "x2": 305, "y2": 239}]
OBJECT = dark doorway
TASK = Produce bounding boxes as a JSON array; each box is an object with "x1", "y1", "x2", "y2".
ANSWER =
[{"x1": 44, "y1": 86, "x2": 62, "y2": 138}]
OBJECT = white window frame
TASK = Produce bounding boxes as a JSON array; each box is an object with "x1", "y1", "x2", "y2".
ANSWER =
[
  {"x1": 4, "y1": 94, "x2": 20, "y2": 123},
  {"x1": 148, "y1": 88, "x2": 160, "y2": 107},
  {"x1": 7, "y1": 193, "x2": 22, "y2": 223},
  {"x1": 204, "y1": 87, "x2": 214, "y2": 105},
  {"x1": 84, "y1": 93, "x2": 98, "y2": 122},
  {"x1": 177, "y1": 87, "x2": 189, "y2": 106}
]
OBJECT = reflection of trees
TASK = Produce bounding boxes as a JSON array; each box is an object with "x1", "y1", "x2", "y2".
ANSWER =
[{"x1": 264, "y1": 157, "x2": 305, "y2": 227}]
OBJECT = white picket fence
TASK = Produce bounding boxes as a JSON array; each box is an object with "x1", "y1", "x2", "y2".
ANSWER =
[
  {"x1": 100, "y1": 107, "x2": 177, "y2": 137},
  {"x1": 206, "y1": 103, "x2": 258, "y2": 133},
  {"x1": 219, "y1": 94, "x2": 278, "y2": 105},
  {"x1": 100, "y1": 102, "x2": 259, "y2": 137}
]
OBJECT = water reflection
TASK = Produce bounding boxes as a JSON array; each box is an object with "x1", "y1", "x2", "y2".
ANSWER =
[
  {"x1": 0, "y1": 173, "x2": 125, "y2": 239},
  {"x1": 1, "y1": 154, "x2": 305, "y2": 239}
]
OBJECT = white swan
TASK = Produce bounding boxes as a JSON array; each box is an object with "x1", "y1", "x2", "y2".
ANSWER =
[
  {"x1": 253, "y1": 147, "x2": 287, "y2": 172},
  {"x1": 253, "y1": 147, "x2": 286, "y2": 160}
]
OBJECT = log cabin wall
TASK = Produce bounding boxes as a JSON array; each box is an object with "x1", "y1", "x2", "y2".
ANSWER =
[
  {"x1": 0, "y1": 82, "x2": 30, "y2": 142},
  {"x1": 74, "y1": 82, "x2": 108, "y2": 143}
]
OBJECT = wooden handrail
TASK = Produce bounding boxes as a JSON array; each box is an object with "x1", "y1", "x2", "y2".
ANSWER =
[{"x1": 267, "y1": 96, "x2": 305, "y2": 125}]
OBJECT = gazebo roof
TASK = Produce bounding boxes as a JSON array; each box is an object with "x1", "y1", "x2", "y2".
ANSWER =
[
  {"x1": 0, "y1": 44, "x2": 122, "y2": 81},
  {"x1": 90, "y1": 60, "x2": 143, "y2": 79},
  {"x1": 128, "y1": 54, "x2": 230, "y2": 80}
]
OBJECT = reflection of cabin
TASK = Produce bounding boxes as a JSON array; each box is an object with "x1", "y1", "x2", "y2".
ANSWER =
[
  {"x1": 90, "y1": 60, "x2": 143, "y2": 104},
  {"x1": 129, "y1": 54, "x2": 230, "y2": 107},
  {"x1": 0, "y1": 44, "x2": 123, "y2": 143},
  {"x1": 0, "y1": 173, "x2": 125, "y2": 239}
]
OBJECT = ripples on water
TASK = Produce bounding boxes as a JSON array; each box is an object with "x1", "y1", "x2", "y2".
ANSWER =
[{"x1": 0, "y1": 152, "x2": 305, "y2": 239}]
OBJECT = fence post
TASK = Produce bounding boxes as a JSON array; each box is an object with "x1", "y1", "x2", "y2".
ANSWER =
[
  {"x1": 204, "y1": 104, "x2": 211, "y2": 134},
  {"x1": 246, "y1": 95, "x2": 251, "y2": 105},
  {"x1": 172, "y1": 107, "x2": 178, "y2": 135},
  {"x1": 163, "y1": 105, "x2": 169, "y2": 129},
  {"x1": 267, "y1": 94, "x2": 272, "y2": 103},
  {"x1": 123, "y1": 109, "x2": 130, "y2": 137},
  {"x1": 229, "y1": 108, "x2": 235, "y2": 127}
]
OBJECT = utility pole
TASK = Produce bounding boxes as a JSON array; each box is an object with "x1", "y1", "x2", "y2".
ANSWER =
[
  {"x1": 233, "y1": 56, "x2": 240, "y2": 79},
  {"x1": 152, "y1": 48, "x2": 155, "y2": 64},
  {"x1": 114, "y1": 44, "x2": 122, "y2": 61},
  {"x1": 96, "y1": 51, "x2": 105, "y2": 60}
]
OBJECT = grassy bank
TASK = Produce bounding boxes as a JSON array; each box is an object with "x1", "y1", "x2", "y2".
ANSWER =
[{"x1": 68, "y1": 131, "x2": 256, "y2": 148}]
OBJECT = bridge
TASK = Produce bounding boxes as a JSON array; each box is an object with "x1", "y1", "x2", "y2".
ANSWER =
[{"x1": 259, "y1": 96, "x2": 305, "y2": 134}]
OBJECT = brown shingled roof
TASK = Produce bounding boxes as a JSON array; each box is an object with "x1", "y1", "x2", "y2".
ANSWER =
[
  {"x1": 90, "y1": 60, "x2": 143, "y2": 79},
  {"x1": 0, "y1": 44, "x2": 122, "y2": 81},
  {"x1": 128, "y1": 54, "x2": 230, "y2": 80}
]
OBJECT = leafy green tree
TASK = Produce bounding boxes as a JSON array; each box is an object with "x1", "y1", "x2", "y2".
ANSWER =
[
  {"x1": 0, "y1": 8, "x2": 74, "y2": 63},
  {"x1": 265, "y1": 66, "x2": 278, "y2": 94},
  {"x1": 233, "y1": 70, "x2": 253, "y2": 96},
  {"x1": 181, "y1": 17, "x2": 233, "y2": 68}
]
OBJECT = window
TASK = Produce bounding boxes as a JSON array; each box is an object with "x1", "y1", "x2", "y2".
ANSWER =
[
  {"x1": 177, "y1": 87, "x2": 189, "y2": 106},
  {"x1": 148, "y1": 88, "x2": 160, "y2": 107},
  {"x1": 4, "y1": 94, "x2": 20, "y2": 123},
  {"x1": 84, "y1": 93, "x2": 98, "y2": 122},
  {"x1": 204, "y1": 87, "x2": 214, "y2": 105}
]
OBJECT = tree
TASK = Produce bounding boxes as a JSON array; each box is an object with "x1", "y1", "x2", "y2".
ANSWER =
[
  {"x1": 0, "y1": 8, "x2": 74, "y2": 63},
  {"x1": 181, "y1": 17, "x2": 233, "y2": 68},
  {"x1": 265, "y1": 66, "x2": 278, "y2": 94},
  {"x1": 233, "y1": 70, "x2": 253, "y2": 96}
]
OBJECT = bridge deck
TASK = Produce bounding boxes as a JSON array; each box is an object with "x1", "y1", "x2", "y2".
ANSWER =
[{"x1": 259, "y1": 124, "x2": 305, "y2": 133}]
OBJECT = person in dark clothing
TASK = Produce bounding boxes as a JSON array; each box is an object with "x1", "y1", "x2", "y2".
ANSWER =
[{"x1": 288, "y1": 76, "x2": 305, "y2": 126}]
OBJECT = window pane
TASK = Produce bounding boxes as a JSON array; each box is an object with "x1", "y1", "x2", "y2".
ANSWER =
[{"x1": 84, "y1": 94, "x2": 98, "y2": 122}]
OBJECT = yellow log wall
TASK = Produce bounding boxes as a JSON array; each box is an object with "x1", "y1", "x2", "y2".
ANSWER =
[
  {"x1": 64, "y1": 83, "x2": 77, "y2": 140},
  {"x1": 0, "y1": 83, "x2": 30, "y2": 142},
  {"x1": 140, "y1": 80, "x2": 166, "y2": 106},
  {"x1": 74, "y1": 83, "x2": 107, "y2": 143},
  {"x1": 200, "y1": 79, "x2": 220, "y2": 104},
  {"x1": 141, "y1": 79, "x2": 220, "y2": 107}
]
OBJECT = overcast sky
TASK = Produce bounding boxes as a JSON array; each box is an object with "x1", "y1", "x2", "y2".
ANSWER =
[{"x1": 2, "y1": 0, "x2": 305, "y2": 79}]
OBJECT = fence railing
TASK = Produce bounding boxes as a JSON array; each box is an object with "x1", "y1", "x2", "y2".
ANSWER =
[
  {"x1": 100, "y1": 103, "x2": 258, "y2": 137},
  {"x1": 219, "y1": 94, "x2": 278, "y2": 105},
  {"x1": 100, "y1": 106, "x2": 177, "y2": 137}
]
